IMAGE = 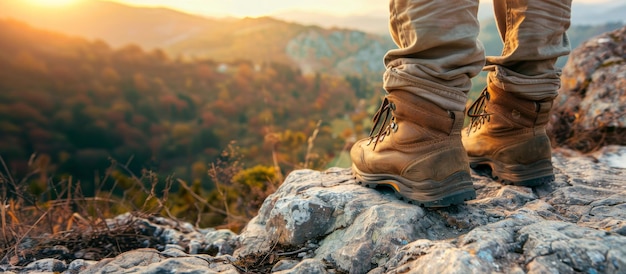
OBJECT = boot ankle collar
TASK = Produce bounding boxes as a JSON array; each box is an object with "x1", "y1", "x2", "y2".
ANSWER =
[{"x1": 386, "y1": 93, "x2": 460, "y2": 136}]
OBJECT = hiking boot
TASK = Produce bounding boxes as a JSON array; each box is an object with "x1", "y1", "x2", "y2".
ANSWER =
[
  {"x1": 350, "y1": 91, "x2": 476, "y2": 207},
  {"x1": 463, "y1": 84, "x2": 555, "y2": 186}
]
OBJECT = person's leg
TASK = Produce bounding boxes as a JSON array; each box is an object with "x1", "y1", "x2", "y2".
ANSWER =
[
  {"x1": 383, "y1": 0, "x2": 485, "y2": 111},
  {"x1": 350, "y1": 0, "x2": 483, "y2": 207},
  {"x1": 463, "y1": 0, "x2": 572, "y2": 186},
  {"x1": 488, "y1": 0, "x2": 571, "y2": 99}
]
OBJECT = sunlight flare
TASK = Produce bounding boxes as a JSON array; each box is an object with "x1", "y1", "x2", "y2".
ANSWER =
[{"x1": 25, "y1": 0, "x2": 80, "y2": 7}]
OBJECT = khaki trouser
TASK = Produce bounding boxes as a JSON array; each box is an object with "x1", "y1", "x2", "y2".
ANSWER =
[{"x1": 383, "y1": 0, "x2": 572, "y2": 111}]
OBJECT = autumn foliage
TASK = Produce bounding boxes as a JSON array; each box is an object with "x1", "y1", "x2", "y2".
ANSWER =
[{"x1": 0, "y1": 17, "x2": 382, "y2": 242}]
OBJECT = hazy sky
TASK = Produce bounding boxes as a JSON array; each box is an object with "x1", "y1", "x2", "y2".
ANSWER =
[
  {"x1": 107, "y1": 0, "x2": 385, "y2": 17},
  {"x1": 23, "y1": 0, "x2": 626, "y2": 18},
  {"x1": 105, "y1": 0, "x2": 621, "y2": 18}
]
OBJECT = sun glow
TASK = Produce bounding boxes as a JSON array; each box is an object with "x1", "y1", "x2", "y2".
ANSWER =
[{"x1": 25, "y1": 0, "x2": 80, "y2": 7}]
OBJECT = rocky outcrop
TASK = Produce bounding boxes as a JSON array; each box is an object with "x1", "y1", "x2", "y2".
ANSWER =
[
  {"x1": 550, "y1": 26, "x2": 626, "y2": 152},
  {"x1": 235, "y1": 148, "x2": 626, "y2": 273},
  {"x1": 3, "y1": 147, "x2": 625, "y2": 273}
]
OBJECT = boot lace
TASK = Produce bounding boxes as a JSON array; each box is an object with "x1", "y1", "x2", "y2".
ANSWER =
[
  {"x1": 367, "y1": 97, "x2": 396, "y2": 149},
  {"x1": 466, "y1": 87, "x2": 491, "y2": 135}
]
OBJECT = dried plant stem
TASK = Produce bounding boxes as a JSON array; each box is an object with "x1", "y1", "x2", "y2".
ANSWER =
[
  {"x1": 1, "y1": 199, "x2": 7, "y2": 248},
  {"x1": 210, "y1": 163, "x2": 232, "y2": 228},
  {"x1": 304, "y1": 120, "x2": 322, "y2": 169},
  {"x1": 176, "y1": 178, "x2": 247, "y2": 223},
  {"x1": 1, "y1": 156, "x2": 16, "y2": 248},
  {"x1": 12, "y1": 210, "x2": 48, "y2": 262},
  {"x1": 271, "y1": 145, "x2": 283, "y2": 183}
]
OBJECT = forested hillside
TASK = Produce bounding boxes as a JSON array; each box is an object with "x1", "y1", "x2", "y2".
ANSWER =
[{"x1": 0, "y1": 19, "x2": 375, "y2": 196}]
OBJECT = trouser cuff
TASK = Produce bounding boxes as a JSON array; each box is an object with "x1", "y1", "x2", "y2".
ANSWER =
[
  {"x1": 486, "y1": 65, "x2": 560, "y2": 101},
  {"x1": 383, "y1": 67, "x2": 468, "y2": 112}
]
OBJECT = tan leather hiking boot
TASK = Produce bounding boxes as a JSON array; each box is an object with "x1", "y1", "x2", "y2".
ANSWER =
[
  {"x1": 463, "y1": 84, "x2": 554, "y2": 186},
  {"x1": 350, "y1": 91, "x2": 476, "y2": 207}
]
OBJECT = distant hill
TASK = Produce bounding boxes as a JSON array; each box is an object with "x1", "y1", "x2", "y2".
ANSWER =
[
  {"x1": 0, "y1": 0, "x2": 393, "y2": 78},
  {"x1": 163, "y1": 16, "x2": 392, "y2": 76},
  {"x1": 0, "y1": 0, "x2": 622, "y2": 78}
]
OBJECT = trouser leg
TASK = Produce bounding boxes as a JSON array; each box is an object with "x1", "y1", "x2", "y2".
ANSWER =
[
  {"x1": 384, "y1": 0, "x2": 485, "y2": 111},
  {"x1": 487, "y1": 0, "x2": 572, "y2": 100}
]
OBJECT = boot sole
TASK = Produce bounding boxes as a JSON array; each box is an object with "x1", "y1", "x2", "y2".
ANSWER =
[
  {"x1": 352, "y1": 164, "x2": 476, "y2": 208},
  {"x1": 468, "y1": 157, "x2": 554, "y2": 187}
]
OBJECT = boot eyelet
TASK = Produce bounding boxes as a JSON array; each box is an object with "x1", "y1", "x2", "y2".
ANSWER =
[
  {"x1": 390, "y1": 122, "x2": 398, "y2": 132},
  {"x1": 512, "y1": 109, "x2": 520, "y2": 119}
]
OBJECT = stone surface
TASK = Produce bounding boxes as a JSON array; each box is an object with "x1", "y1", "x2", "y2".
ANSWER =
[
  {"x1": 65, "y1": 259, "x2": 97, "y2": 274},
  {"x1": 79, "y1": 248, "x2": 238, "y2": 274},
  {"x1": 102, "y1": 213, "x2": 238, "y2": 256},
  {"x1": 550, "y1": 26, "x2": 626, "y2": 151},
  {"x1": 23, "y1": 258, "x2": 67, "y2": 273},
  {"x1": 2, "y1": 148, "x2": 625, "y2": 273},
  {"x1": 233, "y1": 148, "x2": 626, "y2": 273},
  {"x1": 557, "y1": 26, "x2": 626, "y2": 129}
]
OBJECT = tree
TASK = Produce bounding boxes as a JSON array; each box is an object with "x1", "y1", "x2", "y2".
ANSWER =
[{"x1": 12, "y1": 51, "x2": 48, "y2": 74}]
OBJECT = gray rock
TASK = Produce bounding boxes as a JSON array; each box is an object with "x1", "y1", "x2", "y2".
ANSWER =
[
  {"x1": 234, "y1": 147, "x2": 626, "y2": 273},
  {"x1": 100, "y1": 213, "x2": 237, "y2": 257},
  {"x1": 80, "y1": 248, "x2": 239, "y2": 274},
  {"x1": 136, "y1": 257, "x2": 212, "y2": 274},
  {"x1": 4, "y1": 146, "x2": 624, "y2": 274},
  {"x1": 204, "y1": 229, "x2": 237, "y2": 256},
  {"x1": 557, "y1": 26, "x2": 626, "y2": 129},
  {"x1": 64, "y1": 259, "x2": 97, "y2": 274},
  {"x1": 371, "y1": 239, "x2": 495, "y2": 274},
  {"x1": 23, "y1": 258, "x2": 67, "y2": 273},
  {"x1": 550, "y1": 26, "x2": 626, "y2": 151},
  {"x1": 519, "y1": 221, "x2": 626, "y2": 273},
  {"x1": 106, "y1": 213, "x2": 208, "y2": 252},
  {"x1": 237, "y1": 167, "x2": 443, "y2": 272},
  {"x1": 271, "y1": 259, "x2": 300, "y2": 272},
  {"x1": 161, "y1": 245, "x2": 189, "y2": 258},
  {"x1": 81, "y1": 248, "x2": 162, "y2": 273},
  {"x1": 273, "y1": 258, "x2": 328, "y2": 274},
  {"x1": 592, "y1": 145, "x2": 626, "y2": 169}
]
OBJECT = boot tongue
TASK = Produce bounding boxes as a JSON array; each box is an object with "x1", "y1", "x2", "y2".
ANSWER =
[{"x1": 386, "y1": 91, "x2": 459, "y2": 136}]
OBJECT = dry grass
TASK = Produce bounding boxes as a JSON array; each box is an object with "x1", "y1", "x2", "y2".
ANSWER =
[
  {"x1": 0, "y1": 125, "x2": 326, "y2": 269},
  {"x1": 0, "y1": 155, "x2": 178, "y2": 266},
  {"x1": 549, "y1": 109, "x2": 626, "y2": 153}
]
